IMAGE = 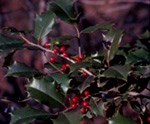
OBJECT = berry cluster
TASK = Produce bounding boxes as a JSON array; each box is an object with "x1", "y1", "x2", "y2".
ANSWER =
[
  {"x1": 49, "y1": 45, "x2": 68, "y2": 62},
  {"x1": 44, "y1": 43, "x2": 86, "y2": 74},
  {"x1": 44, "y1": 42, "x2": 85, "y2": 63},
  {"x1": 44, "y1": 44, "x2": 70, "y2": 71},
  {"x1": 70, "y1": 90, "x2": 90, "y2": 114},
  {"x1": 60, "y1": 63, "x2": 70, "y2": 70}
]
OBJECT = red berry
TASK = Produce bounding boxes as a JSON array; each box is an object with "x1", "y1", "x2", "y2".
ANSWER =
[
  {"x1": 81, "y1": 108, "x2": 86, "y2": 114},
  {"x1": 80, "y1": 54, "x2": 84, "y2": 59},
  {"x1": 75, "y1": 56, "x2": 81, "y2": 62},
  {"x1": 61, "y1": 64, "x2": 70, "y2": 70},
  {"x1": 82, "y1": 101, "x2": 89, "y2": 108},
  {"x1": 72, "y1": 96, "x2": 79, "y2": 103},
  {"x1": 75, "y1": 54, "x2": 84, "y2": 62},
  {"x1": 83, "y1": 90, "x2": 89, "y2": 96},
  {"x1": 53, "y1": 48, "x2": 59, "y2": 54},
  {"x1": 60, "y1": 46, "x2": 66, "y2": 52},
  {"x1": 44, "y1": 42, "x2": 50, "y2": 48},
  {"x1": 71, "y1": 103, "x2": 77, "y2": 109},
  {"x1": 147, "y1": 117, "x2": 150, "y2": 123},
  {"x1": 63, "y1": 52, "x2": 68, "y2": 57},
  {"x1": 61, "y1": 65, "x2": 66, "y2": 70},
  {"x1": 65, "y1": 64, "x2": 70, "y2": 68},
  {"x1": 49, "y1": 57, "x2": 56, "y2": 62}
]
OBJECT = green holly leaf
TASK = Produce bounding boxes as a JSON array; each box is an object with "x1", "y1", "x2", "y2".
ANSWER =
[
  {"x1": 139, "y1": 30, "x2": 150, "y2": 39},
  {"x1": 6, "y1": 61, "x2": 40, "y2": 77},
  {"x1": 53, "y1": 109, "x2": 82, "y2": 124},
  {"x1": 0, "y1": 34, "x2": 23, "y2": 53},
  {"x1": 126, "y1": 48, "x2": 150, "y2": 64},
  {"x1": 79, "y1": 76, "x2": 94, "y2": 93},
  {"x1": 103, "y1": 65, "x2": 130, "y2": 81},
  {"x1": 10, "y1": 106, "x2": 52, "y2": 124},
  {"x1": 89, "y1": 98, "x2": 104, "y2": 116},
  {"x1": 50, "y1": 74, "x2": 71, "y2": 94},
  {"x1": 136, "y1": 65, "x2": 150, "y2": 78},
  {"x1": 80, "y1": 23, "x2": 112, "y2": 34},
  {"x1": 103, "y1": 28, "x2": 123, "y2": 63},
  {"x1": 109, "y1": 113, "x2": 137, "y2": 124},
  {"x1": 50, "y1": 0, "x2": 77, "y2": 22},
  {"x1": 70, "y1": 62, "x2": 91, "y2": 73},
  {"x1": 28, "y1": 76, "x2": 65, "y2": 107},
  {"x1": 34, "y1": 11, "x2": 55, "y2": 39}
]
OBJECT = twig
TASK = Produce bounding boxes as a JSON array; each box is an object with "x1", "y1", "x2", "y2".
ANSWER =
[
  {"x1": 19, "y1": 33, "x2": 95, "y2": 77},
  {"x1": 19, "y1": 33, "x2": 75, "y2": 63},
  {"x1": 74, "y1": 24, "x2": 82, "y2": 57}
]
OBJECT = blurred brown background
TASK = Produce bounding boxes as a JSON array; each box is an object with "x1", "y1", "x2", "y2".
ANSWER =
[{"x1": 0, "y1": 0, "x2": 149, "y2": 123}]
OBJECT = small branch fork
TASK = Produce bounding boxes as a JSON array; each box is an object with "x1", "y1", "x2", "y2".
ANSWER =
[{"x1": 19, "y1": 33, "x2": 95, "y2": 77}]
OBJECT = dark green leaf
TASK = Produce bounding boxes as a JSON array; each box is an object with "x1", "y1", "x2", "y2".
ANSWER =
[
  {"x1": 50, "y1": 74, "x2": 71, "y2": 94},
  {"x1": 79, "y1": 76, "x2": 94, "y2": 92},
  {"x1": 103, "y1": 28, "x2": 123, "y2": 63},
  {"x1": 34, "y1": 11, "x2": 55, "y2": 39},
  {"x1": 80, "y1": 23, "x2": 112, "y2": 34},
  {"x1": 89, "y1": 98, "x2": 104, "y2": 116},
  {"x1": 2, "y1": 27, "x2": 31, "y2": 35},
  {"x1": 70, "y1": 62, "x2": 91, "y2": 73},
  {"x1": 126, "y1": 48, "x2": 150, "y2": 64},
  {"x1": 10, "y1": 106, "x2": 52, "y2": 124},
  {"x1": 109, "y1": 113, "x2": 137, "y2": 124},
  {"x1": 136, "y1": 65, "x2": 150, "y2": 78},
  {"x1": 53, "y1": 109, "x2": 82, "y2": 124},
  {"x1": 139, "y1": 30, "x2": 150, "y2": 39},
  {"x1": 6, "y1": 62, "x2": 40, "y2": 77},
  {"x1": 44, "y1": 62, "x2": 62, "y2": 69},
  {"x1": 28, "y1": 76, "x2": 65, "y2": 107},
  {"x1": 50, "y1": 0, "x2": 77, "y2": 22},
  {"x1": 0, "y1": 34, "x2": 23, "y2": 53},
  {"x1": 103, "y1": 65, "x2": 130, "y2": 81}
]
